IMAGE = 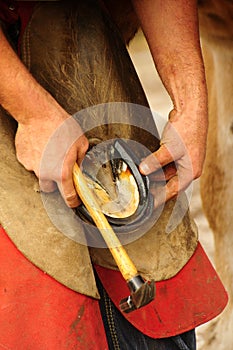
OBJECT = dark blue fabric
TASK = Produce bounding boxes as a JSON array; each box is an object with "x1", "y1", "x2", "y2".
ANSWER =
[{"x1": 96, "y1": 272, "x2": 196, "y2": 350}]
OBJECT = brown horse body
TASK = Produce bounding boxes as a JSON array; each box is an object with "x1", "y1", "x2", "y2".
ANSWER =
[{"x1": 198, "y1": 1, "x2": 233, "y2": 348}]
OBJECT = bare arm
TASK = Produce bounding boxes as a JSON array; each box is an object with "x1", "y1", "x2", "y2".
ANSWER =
[
  {"x1": 0, "y1": 28, "x2": 88, "y2": 207},
  {"x1": 132, "y1": 0, "x2": 208, "y2": 206}
]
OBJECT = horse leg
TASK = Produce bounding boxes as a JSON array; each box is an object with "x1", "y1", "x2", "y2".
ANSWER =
[{"x1": 199, "y1": 19, "x2": 233, "y2": 349}]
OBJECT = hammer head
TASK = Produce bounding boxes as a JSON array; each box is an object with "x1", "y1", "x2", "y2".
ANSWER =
[{"x1": 119, "y1": 275, "x2": 155, "y2": 313}]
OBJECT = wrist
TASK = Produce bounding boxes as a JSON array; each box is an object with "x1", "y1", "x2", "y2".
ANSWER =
[
  {"x1": 6, "y1": 82, "x2": 70, "y2": 127},
  {"x1": 159, "y1": 58, "x2": 208, "y2": 115}
]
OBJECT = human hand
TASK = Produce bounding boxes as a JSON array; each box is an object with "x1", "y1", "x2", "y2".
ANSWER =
[
  {"x1": 15, "y1": 115, "x2": 89, "y2": 208},
  {"x1": 139, "y1": 109, "x2": 208, "y2": 208}
]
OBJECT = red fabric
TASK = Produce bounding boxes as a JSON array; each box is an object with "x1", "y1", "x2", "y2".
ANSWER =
[
  {"x1": 17, "y1": 1, "x2": 36, "y2": 50},
  {"x1": 95, "y1": 242, "x2": 228, "y2": 338},
  {"x1": 0, "y1": 1, "x2": 35, "y2": 52},
  {"x1": 0, "y1": 0, "x2": 19, "y2": 26},
  {"x1": 17, "y1": 1, "x2": 35, "y2": 33},
  {"x1": 0, "y1": 226, "x2": 108, "y2": 350},
  {"x1": 0, "y1": 1, "x2": 35, "y2": 30}
]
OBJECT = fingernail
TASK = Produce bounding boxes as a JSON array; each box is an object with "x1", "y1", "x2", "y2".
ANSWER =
[{"x1": 140, "y1": 162, "x2": 150, "y2": 175}]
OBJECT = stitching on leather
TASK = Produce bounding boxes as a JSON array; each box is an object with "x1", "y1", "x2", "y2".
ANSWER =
[{"x1": 103, "y1": 289, "x2": 121, "y2": 350}]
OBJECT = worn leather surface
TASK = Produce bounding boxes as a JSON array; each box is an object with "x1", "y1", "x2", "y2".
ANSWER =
[
  {"x1": 0, "y1": 0, "x2": 198, "y2": 297},
  {"x1": 0, "y1": 110, "x2": 99, "y2": 298}
]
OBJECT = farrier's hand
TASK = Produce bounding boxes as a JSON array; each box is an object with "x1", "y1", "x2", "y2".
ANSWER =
[
  {"x1": 139, "y1": 108, "x2": 208, "y2": 207},
  {"x1": 131, "y1": 0, "x2": 208, "y2": 207},
  {"x1": 15, "y1": 114, "x2": 89, "y2": 208}
]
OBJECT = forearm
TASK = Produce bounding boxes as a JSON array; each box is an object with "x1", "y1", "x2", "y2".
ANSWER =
[
  {"x1": 131, "y1": 0, "x2": 207, "y2": 116},
  {"x1": 133, "y1": 0, "x2": 209, "y2": 203},
  {"x1": 0, "y1": 28, "x2": 88, "y2": 207},
  {"x1": 0, "y1": 28, "x2": 69, "y2": 125}
]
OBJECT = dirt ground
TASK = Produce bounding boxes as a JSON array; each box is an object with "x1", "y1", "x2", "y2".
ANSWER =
[{"x1": 128, "y1": 30, "x2": 215, "y2": 349}]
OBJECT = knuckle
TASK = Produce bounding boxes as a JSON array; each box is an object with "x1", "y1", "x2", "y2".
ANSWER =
[
  {"x1": 168, "y1": 182, "x2": 179, "y2": 198},
  {"x1": 79, "y1": 138, "x2": 89, "y2": 158},
  {"x1": 82, "y1": 137, "x2": 89, "y2": 151},
  {"x1": 65, "y1": 193, "x2": 79, "y2": 208},
  {"x1": 194, "y1": 166, "x2": 203, "y2": 179},
  {"x1": 39, "y1": 180, "x2": 56, "y2": 193},
  {"x1": 170, "y1": 188, "x2": 179, "y2": 198},
  {"x1": 16, "y1": 155, "x2": 33, "y2": 172},
  {"x1": 65, "y1": 192, "x2": 77, "y2": 201},
  {"x1": 61, "y1": 170, "x2": 69, "y2": 182}
]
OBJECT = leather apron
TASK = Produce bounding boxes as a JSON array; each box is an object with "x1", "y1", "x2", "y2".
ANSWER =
[{"x1": 0, "y1": 0, "x2": 199, "y2": 298}]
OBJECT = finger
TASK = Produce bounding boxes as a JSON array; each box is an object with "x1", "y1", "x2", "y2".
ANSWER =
[
  {"x1": 39, "y1": 179, "x2": 57, "y2": 193},
  {"x1": 164, "y1": 175, "x2": 180, "y2": 202},
  {"x1": 150, "y1": 162, "x2": 177, "y2": 182},
  {"x1": 58, "y1": 178, "x2": 81, "y2": 208},
  {"x1": 151, "y1": 173, "x2": 192, "y2": 208},
  {"x1": 150, "y1": 176, "x2": 178, "y2": 208},
  {"x1": 139, "y1": 145, "x2": 174, "y2": 175},
  {"x1": 58, "y1": 138, "x2": 88, "y2": 208},
  {"x1": 76, "y1": 135, "x2": 89, "y2": 166}
]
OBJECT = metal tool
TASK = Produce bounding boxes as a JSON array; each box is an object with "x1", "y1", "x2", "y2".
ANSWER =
[{"x1": 73, "y1": 153, "x2": 155, "y2": 312}]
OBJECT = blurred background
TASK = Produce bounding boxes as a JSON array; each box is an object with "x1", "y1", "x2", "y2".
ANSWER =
[{"x1": 128, "y1": 30, "x2": 215, "y2": 348}]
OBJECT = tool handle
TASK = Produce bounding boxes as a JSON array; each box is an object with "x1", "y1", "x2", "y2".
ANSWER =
[{"x1": 73, "y1": 163, "x2": 138, "y2": 281}]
